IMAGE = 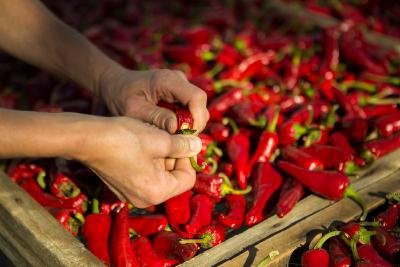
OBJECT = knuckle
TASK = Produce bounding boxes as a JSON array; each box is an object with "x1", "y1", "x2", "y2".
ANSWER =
[
  {"x1": 194, "y1": 89, "x2": 207, "y2": 102},
  {"x1": 144, "y1": 187, "x2": 165, "y2": 205}
]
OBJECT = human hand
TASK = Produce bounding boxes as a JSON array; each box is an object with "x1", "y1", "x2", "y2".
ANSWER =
[
  {"x1": 97, "y1": 68, "x2": 209, "y2": 133},
  {"x1": 76, "y1": 116, "x2": 202, "y2": 208}
]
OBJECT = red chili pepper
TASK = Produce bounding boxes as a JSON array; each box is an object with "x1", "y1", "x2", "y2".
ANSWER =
[
  {"x1": 229, "y1": 100, "x2": 265, "y2": 127},
  {"x1": 278, "y1": 120, "x2": 308, "y2": 145},
  {"x1": 281, "y1": 146, "x2": 324, "y2": 171},
  {"x1": 219, "y1": 162, "x2": 234, "y2": 177},
  {"x1": 162, "y1": 44, "x2": 212, "y2": 70},
  {"x1": 48, "y1": 208, "x2": 84, "y2": 237},
  {"x1": 193, "y1": 173, "x2": 251, "y2": 202},
  {"x1": 223, "y1": 118, "x2": 250, "y2": 189},
  {"x1": 109, "y1": 206, "x2": 138, "y2": 267},
  {"x1": 8, "y1": 163, "x2": 45, "y2": 184},
  {"x1": 279, "y1": 95, "x2": 307, "y2": 114},
  {"x1": 284, "y1": 48, "x2": 301, "y2": 90},
  {"x1": 208, "y1": 88, "x2": 244, "y2": 122},
  {"x1": 190, "y1": 76, "x2": 216, "y2": 99},
  {"x1": 356, "y1": 244, "x2": 392, "y2": 267},
  {"x1": 301, "y1": 230, "x2": 342, "y2": 267},
  {"x1": 376, "y1": 204, "x2": 399, "y2": 231},
  {"x1": 247, "y1": 107, "x2": 280, "y2": 176},
  {"x1": 129, "y1": 214, "x2": 168, "y2": 236},
  {"x1": 362, "y1": 131, "x2": 400, "y2": 162},
  {"x1": 276, "y1": 177, "x2": 305, "y2": 218},
  {"x1": 152, "y1": 232, "x2": 199, "y2": 262},
  {"x1": 277, "y1": 161, "x2": 367, "y2": 220},
  {"x1": 301, "y1": 145, "x2": 356, "y2": 174},
  {"x1": 184, "y1": 194, "x2": 214, "y2": 236},
  {"x1": 320, "y1": 27, "x2": 340, "y2": 80},
  {"x1": 207, "y1": 122, "x2": 230, "y2": 143},
  {"x1": 341, "y1": 116, "x2": 368, "y2": 143},
  {"x1": 19, "y1": 175, "x2": 44, "y2": 193},
  {"x1": 182, "y1": 26, "x2": 213, "y2": 45},
  {"x1": 217, "y1": 194, "x2": 246, "y2": 229},
  {"x1": 180, "y1": 223, "x2": 226, "y2": 249},
  {"x1": 165, "y1": 190, "x2": 192, "y2": 237},
  {"x1": 332, "y1": 87, "x2": 366, "y2": 119},
  {"x1": 303, "y1": 127, "x2": 329, "y2": 147},
  {"x1": 132, "y1": 236, "x2": 178, "y2": 267},
  {"x1": 328, "y1": 237, "x2": 352, "y2": 267},
  {"x1": 82, "y1": 199, "x2": 111, "y2": 266},
  {"x1": 371, "y1": 227, "x2": 400, "y2": 263},
  {"x1": 375, "y1": 112, "x2": 400, "y2": 137},
  {"x1": 363, "y1": 104, "x2": 399, "y2": 119},
  {"x1": 216, "y1": 43, "x2": 243, "y2": 67},
  {"x1": 99, "y1": 187, "x2": 125, "y2": 215},
  {"x1": 328, "y1": 131, "x2": 357, "y2": 156},
  {"x1": 50, "y1": 173, "x2": 80, "y2": 200},
  {"x1": 245, "y1": 162, "x2": 282, "y2": 226}
]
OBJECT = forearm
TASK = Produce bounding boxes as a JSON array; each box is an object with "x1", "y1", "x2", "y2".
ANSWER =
[
  {"x1": 0, "y1": 108, "x2": 93, "y2": 160},
  {"x1": 0, "y1": 0, "x2": 123, "y2": 94}
]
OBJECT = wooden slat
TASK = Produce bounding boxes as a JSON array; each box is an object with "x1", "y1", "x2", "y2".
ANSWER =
[
  {"x1": 222, "y1": 164, "x2": 400, "y2": 267},
  {"x1": 0, "y1": 171, "x2": 104, "y2": 267},
  {"x1": 180, "y1": 149, "x2": 400, "y2": 266}
]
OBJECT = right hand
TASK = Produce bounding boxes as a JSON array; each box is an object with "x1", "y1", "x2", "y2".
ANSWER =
[{"x1": 76, "y1": 116, "x2": 202, "y2": 208}]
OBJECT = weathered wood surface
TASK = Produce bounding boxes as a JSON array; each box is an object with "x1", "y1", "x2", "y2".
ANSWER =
[
  {"x1": 0, "y1": 171, "x2": 104, "y2": 267},
  {"x1": 180, "y1": 150, "x2": 400, "y2": 266}
]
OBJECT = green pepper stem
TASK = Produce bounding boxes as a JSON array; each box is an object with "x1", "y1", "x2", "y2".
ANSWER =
[
  {"x1": 359, "y1": 221, "x2": 381, "y2": 227},
  {"x1": 324, "y1": 104, "x2": 339, "y2": 128},
  {"x1": 364, "y1": 73, "x2": 400, "y2": 86},
  {"x1": 249, "y1": 117, "x2": 268, "y2": 129},
  {"x1": 338, "y1": 80, "x2": 377, "y2": 93},
  {"x1": 219, "y1": 173, "x2": 233, "y2": 188},
  {"x1": 206, "y1": 63, "x2": 224, "y2": 78},
  {"x1": 386, "y1": 192, "x2": 400, "y2": 203},
  {"x1": 350, "y1": 234, "x2": 360, "y2": 262},
  {"x1": 267, "y1": 106, "x2": 281, "y2": 133},
  {"x1": 221, "y1": 184, "x2": 252, "y2": 197},
  {"x1": 190, "y1": 157, "x2": 207, "y2": 172},
  {"x1": 213, "y1": 147, "x2": 223, "y2": 157},
  {"x1": 206, "y1": 157, "x2": 218, "y2": 175},
  {"x1": 293, "y1": 124, "x2": 308, "y2": 140},
  {"x1": 179, "y1": 237, "x2": 208, "y2": 245},
  {"x1": 345, "y1": 187, "x2": 368, "y2": 222},
  {"x1": 74, "y1": 212, "x2": 85, "y2": 224},
  {"x1": 305, "y1": 105, "x2": 314, "y2": 126},
  {"x1": 360, "y1": 149, "x2": 375, "y2": 164},
  {"x1": 222, "y1": 117, "x2": 239, "y2": 135},
  {"x1": 364, "y1": 96, "x2": 400, "y2": 106},
  {"x1": 92, "y1": 198, "x2": 100, "y2": 214},
  {"x1": 36, "y1": 171, "x2": 46, "y2": 190},
  {"x1": 255, "y1": 251, "x2": 280, "y2": 267},
  {"x1": 344, "y1": 161, "x2": 358, "y2": 175},
  {"x1": 314, "y1": 230, "x2": 342, "y2": 249},
  {"x1": 214, "y1": 80, "x2": 248, "y2": 93},
  {"x1": 70, "y1": 187, "x2": 81, "y2": 198}
]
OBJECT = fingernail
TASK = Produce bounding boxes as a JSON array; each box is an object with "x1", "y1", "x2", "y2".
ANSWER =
[
  {"x1": 166, "y1": 117, "x2": 177, "y2": 134},
  {"x1": 189, "y1": 136, "x2": 202, "y2": 153}
]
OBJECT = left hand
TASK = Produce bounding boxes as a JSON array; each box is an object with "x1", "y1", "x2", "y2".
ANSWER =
[{"x1": 97, "y1": 67, "x2": 209, "y2": 133}]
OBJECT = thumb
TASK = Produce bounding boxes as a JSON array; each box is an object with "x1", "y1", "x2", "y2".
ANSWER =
[{"x1": 167, "y1": 135, "x2": 202, "y2": 158}]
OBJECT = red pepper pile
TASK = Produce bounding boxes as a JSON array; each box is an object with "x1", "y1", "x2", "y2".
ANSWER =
[
  {"x1": 2, "y1": 1, "x2": 400, "y2": 266},
  {"x1": 298, "y1": 193, "x2": 400, "y2": 267}
]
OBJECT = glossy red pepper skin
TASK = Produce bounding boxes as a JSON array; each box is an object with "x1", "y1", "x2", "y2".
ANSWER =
[
  {"x1": 152, "y1": 232, "x2": 199, "y2": 262},
  {"x1": 217, "y1": 194, "x2": 246, "y2": 229},
  {"x1": 301, "y1": 249, "x2": 329, "y2": 267},
  {"x1": 376, "y1": 204, "x2": 399, "y2": 230},
  {"x1": 276, "y1": 177, "x2": 305, "y2": 218},
  {"x1": 278, "y1": 121, "x2": 308, "y2": 145},
  {"x1": 8, "y1": 163, "x2": 45, "y2": 184},
  {"x1": 132, "y1": 236, "x2": 178, "y2": 267},
  {"x1": 341, "y1": 116, "x2": 368, "y2": 143},
  {"x1": 109, "y1": 206, "x2": 138, "y2": 267},
  {"x1": 371, "y1": 227, "x2": 400, "y2": 263},
  {"x1": 216, "y1": 43, "x2": 242, "y2": 67},
  {"x1": 82, "y1": 213, "x2": 111, "y2": 266},
  {"x1": 245, "y1": 162, "x2": 282, "y2": 226},
  {"x1": 162, "y1": 44, "x2": 209, "y2": 70},
  {"x1": 363, "y1": 131, "x2": 400, "y2": 160},
  {"x1": 190, "y1": 76, "x2": 215, "y2": 99},
  {"x1": 207, "y1": 122, "x2": 230, "y2": 143},
  {"x1": 99, "y1": 187, "x2": 125, "y2": 215},
  {"x1": 301, "y1": 145, "x2": 353, "y2": 172},
  {"x1": 208, "y1": 88, "x2": 244, "y2": 122},
  {"x1": 328, "y1": 237, "x2": 352, "y2": 267},
  {"x1": 129, "y1": 214, "x2": 168, "y2": 236},
  {"x1": 277, "y1": 161, "x2": 349, "y2": 200},
  {"x1": 281, "y1": 146, "x2": 324, "y2": 171},
  {"x1": 182, "y1": 26, "x2": 213, "y2": 45},
  {"x1": 320, "y1": 27, "x2": 340, "y2": 79},
  {"x1": 165, "y1": 191, "x2": 192, "y2": 237},
  {"x1": 19, "y1": 176, "x2": 43, "y2": 193},
  {"x1": 328, "y1": 131, "x2": 356, "y2": 156},
  {"x1": 375, "y1": 113, "x2": 400, "y2": 137},
  {"x1": 226, "y1": 130, "x2": 250, "y2": 189},
  {"x1": 363, "y1": 104, "x2": 398, "y2": 119},
  {"x1": 184, "y1": 194, "x2": 214, "y2": 236},
  {"x1": 356, "y1": 244, "x2": 392, "y2": 267},
  {"x1": 193, "y1": 173, "x2": 224, "y2": 202},
  {"x1": 195, "y1": 224, "x2": 226, "y2": 248},
  {"x1": 50, "y1": 173, "x2": 80, "y2": 200},
  {"x1": 48, "y1": 208, "x2": 83, "y2": 237}
]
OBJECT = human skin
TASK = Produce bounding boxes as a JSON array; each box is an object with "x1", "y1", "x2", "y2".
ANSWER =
[{"x1": 0, "y1": 0, "x2": 209, "y2": 207}]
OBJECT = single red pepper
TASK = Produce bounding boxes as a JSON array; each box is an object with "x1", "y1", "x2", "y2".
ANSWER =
[
  {"x1": 303, "y1": 127, "x2": 329, "y2": 147},
  {"x1": 50, "y1": 173, "x2": 80, "y2": 200},
  {"x1": 301, "y1": 230, "x2": 342, "y2": 267},
  {"x1": 182, "y1": 26, "x2": 213, "y2": 45},
  {"x1": 376, "y1": 204, "x2": 399, "y2": 231},
  {"x1": 328, "y1": 131, "x2": 357, "y2": 156},
  {"x1": 245, "y1": 162, "x2": 283, "y2": 226},
  {"x1": 246, "y1": 107, "x2": 280, "y2": 177},
  {"x1": 278, "y1": 120, "x2": 308, "y2": 145},
  {"x1": 320, "y1": 27, "x2": 340, "y2": 79},
  {"x1": 8, "y1": 163, "x2": 45, "y2": 184},
  {"x1": 152, "y1": 232, "x2": 199, "y2": 262},
  {"x1": 165, "y1": 190, "x2": 192, "y2": 237},
  {"x1": 363, "y1": 104, "x2": 398, "y2": 119},
  {"x1": 276, "y1": 177, "x2": 305, "y2": 218},
  {"x1": 283, "y1": 48, "x2": 301, "y2": 90},
  {"x1": 356, "y1": 244, "x2": 392, "y2": 267},
  {"x1": 219, "y1": 162, "x2": 234, "y2": 177},
  {"x1": 162, "y1": 44, "x2": 212, "y2": 70},
  {"x1": 19, "y1": 175, "x2": 44, "y2": 193},
  {"x1": 277, "y1": 161, "x2": 367, "y2": 220},
  {"x1": 362, "y1": 131, "x2": 400, "y2": 162},
  {"x1": 208, "y1": 88, "x2": 244, "y2": 122},
  {"x1": 109, "y1": 206, "x2": 138, "y2": 267},
  {"x1": 371, "y1": 227, "x2": 400, "y2": 263},
  {"x1": 281, "y1": 146, "x2": 324, "y2": 171},
  {"x1": 193, "y1": 173, "x2": 251, "y2": 202},
  {"x1": 180, "y1": 223, "x2": 226, "y2": 249},
  {"x1": 229, "y1": 100, "x2": 266, "y2": 128},
  {"x1": 375, "y1": 112, "x2": 400, "y2": 137},
  {"x1": 328, "y1": 237, "x2": 352, "y2": 267},
  {"x1": 223, "y1": 118, "x2": 250, "y2": 189},
  {"x1": 48, "y1": 208, "x2": 84, "y2": 237},
  {"x1": 301, "y1": 145, "x2": 356, "y2": 174},
  {"x1": 207, "y1": 122, "x2": 230, "y2": 143},
  {"x1": 81, "y1": 199, "x2": 111, "y2": 266},
  {"x1": 132, "y1": 236, "x2": 178, "y2": 267},
  {"x1": 99, "y1": 187, "x2": 125, "y2": 215},
  {"x1": 341, "y1": 116, "x2": 368, "y2": 143},
  {"x1": 129, "y1": 214, "x2": 168, "y2": 236},
  {"x1": 184, "y1": 193, "x2": 214, "y2": 236},
  {"x1": 279, "y1": 95, "x2": 307, "y2": 114},
  {"x1": 216, "y1": 43, "x2": 242, "y2": 67},
  {"x1": 217, "y1": 194, "x2": 246, "y2": 229}
]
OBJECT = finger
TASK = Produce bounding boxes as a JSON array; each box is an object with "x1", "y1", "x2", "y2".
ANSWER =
[
  {"x1": 167, "y1": 158, "x2": 196, "y2": 197},
  {"x1": 125, "y1": 99, "x2": 178, "y2": 133},
  {"x1": 167, "y1": 134, "x2": 202, "y2": 158},
  {"x1": 165, "y1": 158, "x2": 176, "y2": 171}
]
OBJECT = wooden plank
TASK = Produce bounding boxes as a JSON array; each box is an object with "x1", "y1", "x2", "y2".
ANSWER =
[
  {"x1": 180, "y1": 149, "x2": 400, "y2": 266},
  {"x1": 222, "y1": 164, "x2": 400, "y2": 267},
  {"x1": 0, "y1": 171, "x2": 104, "y2": 267}
]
